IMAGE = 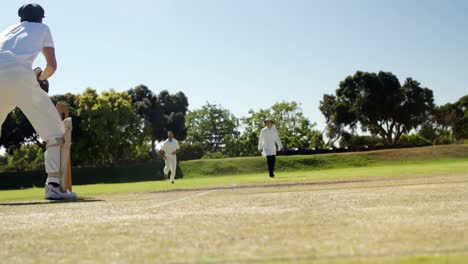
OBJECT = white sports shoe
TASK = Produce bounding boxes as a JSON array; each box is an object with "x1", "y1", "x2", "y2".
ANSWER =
[{"x1": 45, "y1": 184, "x2": 77, "y2": 200}]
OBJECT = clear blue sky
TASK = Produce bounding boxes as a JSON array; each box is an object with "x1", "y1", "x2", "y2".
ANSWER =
[{"x1": 1, "y1": 0, "x2": 467, "y2": 130}]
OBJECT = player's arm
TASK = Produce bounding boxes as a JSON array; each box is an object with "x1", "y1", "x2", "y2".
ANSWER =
[
  {"x1": 160, "y1": 150, "x2": 166, "y2": 159},
  {"x1": 160, "y1": 143, "x2": 167, "y2": 158},
  {"x1": 258, "y1": 129, "x2": 265, "y2": 152},
  {"x1": 275, "y1": 129, "x2": 283, "y2": 151},
  {"x1": 173, "y1": 142, "x2": 180, "y2": 155},
  {"x1": 38, "y1": 47, "x2": 57, "y2": 81}
]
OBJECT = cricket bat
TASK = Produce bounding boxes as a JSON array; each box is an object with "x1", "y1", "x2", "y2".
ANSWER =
[{"x1": 56, "y1": 102, "x2": 73, "y2": 191}]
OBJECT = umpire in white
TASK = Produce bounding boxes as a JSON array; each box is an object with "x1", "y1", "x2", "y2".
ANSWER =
[{"x1": 258, "y1": 117, "x2": 283, "y2": 177}]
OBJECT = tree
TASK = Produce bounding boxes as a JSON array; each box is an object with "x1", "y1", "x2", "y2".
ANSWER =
[
  {"x1": 128, "y1": 85, "x2": 162, "y2": 159},
  {"x1": 339, "y1": 132, "x2": 382, "y2": 150},
  {"x1": 419, "y1": 95, "x2": 468, "y2": 144},
  {"x1": 227, "y1": 130, "x2": 260, "y2": 157},
  {"x1": 309, "y1": 130, "x2": 325, "y2": 149},
  {"x1": 158, "y1": 90, "x2": 189, "y2": 141},
  {"x1": 179, "y1": 143, "x2": 205, "y2": 161},
  {"x1": 128, "y1": 86, "x2": 189, "y2": 159},
  {"x1": 73, "y1": 88, "x2": 101, "y2": 165},
  {"x1": 186, "y1": 103, "x2": 239, "y2": 154},
  {"x1": 75, "y1": 88, "x2": 145, "y2": 166},
  {"x1": 319, "y1": 94, "x2": 344, "y2": 146},
  {"x1": 398, "y1": 134, "x2": 431, "y2": 147},
  {"x1": 321, "y1": 71, "x2": 435, "y2": 146},
  {"x1": 0, "y1": 108, "x2": 39, "y2": 154},
  {"x1": 452, "y1": 95, "x2": 468, "y2": 141},
  {"x1": 242, "y1": 101, "x2": 317, "y2": 152},
  {"x1": 418, "y1": 104, "x2": 456, "y2": 144},
  {"x1": 4, "y1": 144, "x2": 44, "y2": 172},
  {"x1": 1, "y1": 93, "x2": 79, "y2": 154},
  {"x1": 0, "y1": 153, "x2": 8, "y2": 172}
]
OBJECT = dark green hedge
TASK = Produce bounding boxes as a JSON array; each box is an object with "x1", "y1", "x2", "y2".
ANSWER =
[{"x1": 0, "y1": 160, "x2": 184, "y2": 190}]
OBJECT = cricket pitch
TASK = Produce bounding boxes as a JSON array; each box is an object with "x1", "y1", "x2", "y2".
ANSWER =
[{"x1": 1, "y1": 174, "x2": 468, "y2": 263}]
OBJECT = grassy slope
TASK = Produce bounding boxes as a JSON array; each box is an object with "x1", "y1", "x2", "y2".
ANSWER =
[{"x1": 180, "y1": 144, "x2": 468, "y2": 178}]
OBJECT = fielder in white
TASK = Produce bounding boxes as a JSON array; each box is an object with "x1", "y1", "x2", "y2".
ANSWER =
[
  {"x1": 160, "y1": 131, "x2": 180, "y2": 184},
  {"x1": 0, "y1": 4, "x2": 76, "y2": 200},
  {"x1": 258, "y1": 117, "x2": 283, "y2": 177}
]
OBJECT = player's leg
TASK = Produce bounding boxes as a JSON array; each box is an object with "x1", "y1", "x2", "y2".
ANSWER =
[
  {"x1": 267, "y1": 156, "x2": 274, "y2": 177},
  {"x1": 169, "y1": 156, "x2": 177, "y2": 184},
  {"x1": 266, "y1": 156, "x2": 270, "y2": 176},
  {"x1": 16, "y1": 73, "x2": 75, "y2": 199},
  {"x1": 164, "y1": 158, "x2": 170, "y2": 178},
  {"x1": 0, "y1": 63, "x2": 19, "y2": 139},
  {"x1": 271, "y1": 155, "x2": 276, "y2": 177}
]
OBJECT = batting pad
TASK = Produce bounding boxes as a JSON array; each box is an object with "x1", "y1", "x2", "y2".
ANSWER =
[{"x1": 59, "y1": 117, "x2": 72, "y2": 192}]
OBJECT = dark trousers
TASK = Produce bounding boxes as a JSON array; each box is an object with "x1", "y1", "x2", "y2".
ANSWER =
[{"x1": 267, "y1": 155, "x2": 276, "y2": 176}]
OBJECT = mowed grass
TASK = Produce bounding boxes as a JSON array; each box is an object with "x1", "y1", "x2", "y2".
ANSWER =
[
  {"x1": 0, "y1": 145, "x2": 467, "y2": 202},
  {"x1": 0, "y1": 173, "x2": 467, "y2": 263},
  {"x1": 0, "y1": 159, "x2": 467, "y2": 202},
  {"x1": 0, "y1": 145, "x2": 467, "y2": 263}
]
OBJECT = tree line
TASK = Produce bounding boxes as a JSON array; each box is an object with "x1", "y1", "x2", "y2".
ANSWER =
[
  {"x1": 0, "y1": 86, "x2": 189, "y2": 170},
  {"x1": 320, "y1": 71, "x2": 466, "y2": 148},
  {"x1": 0, "y1": 71, "x2": 466, "y2": 172}
]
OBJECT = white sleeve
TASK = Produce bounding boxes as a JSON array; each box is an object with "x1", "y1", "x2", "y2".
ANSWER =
[
  {"x1": 176, "y1": 140, "x2": 180, "y2": 150},
  {"x1": 42, "y1": 26, "x2": 54, "y2": 48},
  {"x1": 275, "y1": 129, "x2": 283, "y2": 149},
  {"x1": 258, "y1": 129, "x2": 264, "y2": 150}
]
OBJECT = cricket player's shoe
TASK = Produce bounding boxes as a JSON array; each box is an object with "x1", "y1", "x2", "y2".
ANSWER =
[
  {"x1": 269, "y1": 174, "x2": 275, "y2": 178},
  {"x1": 171, "y1": 180, "x2": 175, "y2": 184},
  {"x1": 45, "y1": 183, "x2": 77, "y2": 200}
]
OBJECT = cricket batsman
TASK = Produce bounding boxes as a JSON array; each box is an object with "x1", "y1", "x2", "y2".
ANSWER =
[
  {"x1": 0, "y1": 3, "x2": 76, "y2": 200},
  {"x1": 160, "y1": 131, "x2": 180, "y2": 184},
  {"x1": 258, "y1": 117, "x2": 283, "y2": 177}
]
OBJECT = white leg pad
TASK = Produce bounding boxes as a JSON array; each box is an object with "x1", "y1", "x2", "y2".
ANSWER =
[
  {"x1": 45, "y1": 117, "x2": 72, "y2": 192},
  {"x1": 45, "y1": 139, "x2": 63, "y2": 185}
]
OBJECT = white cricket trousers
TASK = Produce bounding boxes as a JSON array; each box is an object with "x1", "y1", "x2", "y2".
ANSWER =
[
  {"x1": 164, "y1": 155, "x2": 177, "y2": 181},
  {"x1": 0, "y1": 61, "x2": 65, "y2": 182}
]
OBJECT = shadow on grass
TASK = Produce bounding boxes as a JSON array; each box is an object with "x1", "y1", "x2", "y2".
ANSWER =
[{"x1": 0, "y1": 197, "x2": 103, "y2": 207}]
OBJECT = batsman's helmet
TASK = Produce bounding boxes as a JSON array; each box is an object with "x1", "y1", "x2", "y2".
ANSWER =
[{"x1": 18, "y1": 3, "x2": 45, "y2": 21}]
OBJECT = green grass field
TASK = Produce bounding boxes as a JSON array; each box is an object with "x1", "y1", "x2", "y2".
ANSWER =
[
  {"x1": 1, "y1": 145, "x2": 467, "y2": 263},
  {"x1": 1, "y1": 145, "x2": 467, "y2": 202},
  {"x1": 1, "y1": 158, "x2": 467, "y2": 202},
  {"x1": 180, "y1": 144, "x2": 468, "y2": 178}
]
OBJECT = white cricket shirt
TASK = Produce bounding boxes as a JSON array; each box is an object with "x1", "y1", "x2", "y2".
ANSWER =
[
  {"x1": 258, "y1": 126, "x2": 283, "y2": 156},
  {"x1": 0, "y1": 22, "x2": 54, "y2": 67},
  {"x1": 161, "y1": 139, "x2": 180, "y2": 158}
]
